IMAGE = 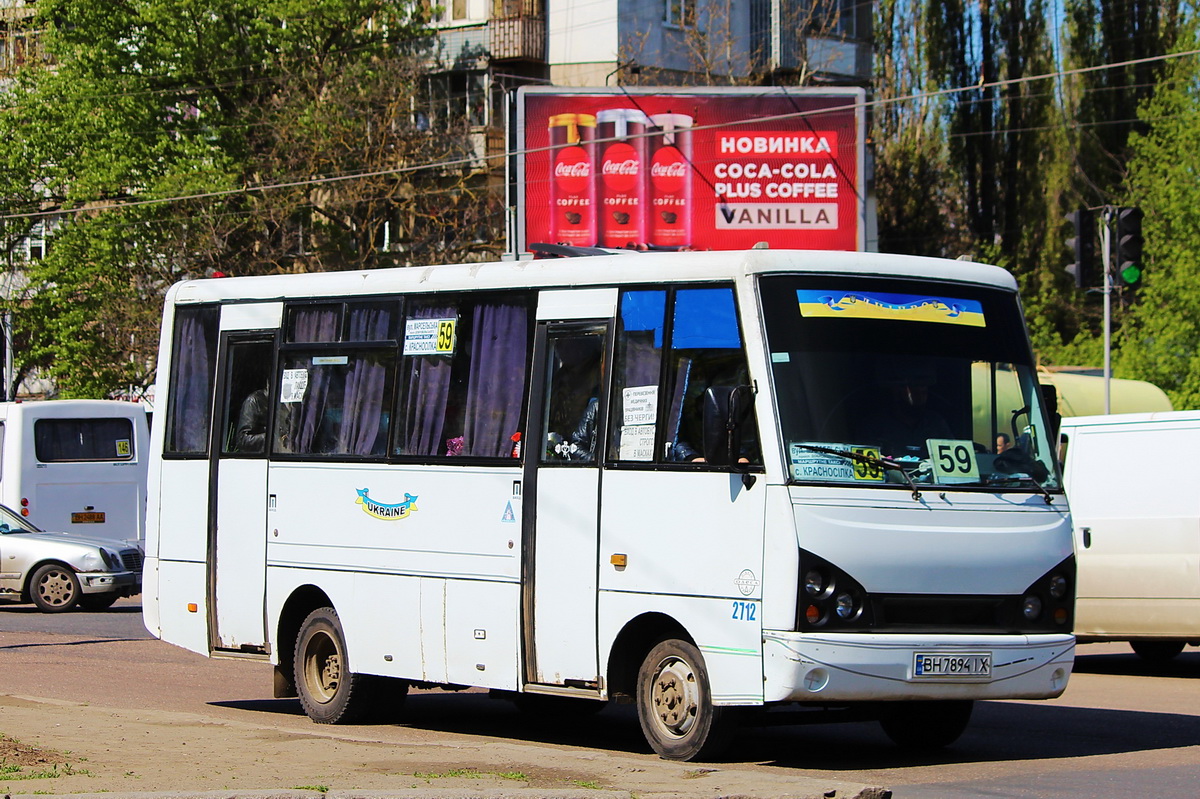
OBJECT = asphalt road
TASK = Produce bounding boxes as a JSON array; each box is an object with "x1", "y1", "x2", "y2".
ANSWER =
[{"x1": 3, "y1": 597, "x2": 1200, "y2": 798}]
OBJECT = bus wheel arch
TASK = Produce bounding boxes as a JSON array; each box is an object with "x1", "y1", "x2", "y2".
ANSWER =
[
  {"x1": 275, "y1": 585, "x2": 333, "y2": 699},
  {"x1": 606, "y1": 612, "x2": 689, "y2": 704}
]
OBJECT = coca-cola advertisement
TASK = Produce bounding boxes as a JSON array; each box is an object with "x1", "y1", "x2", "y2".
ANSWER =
[{"x1": 517, "y1": 87, "x2": 865, "y2": 253}]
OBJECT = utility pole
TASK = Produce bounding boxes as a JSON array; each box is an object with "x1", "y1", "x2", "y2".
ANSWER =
[{"x1": 1100, "y1": 206, "x2": 1113, "y2": 414}]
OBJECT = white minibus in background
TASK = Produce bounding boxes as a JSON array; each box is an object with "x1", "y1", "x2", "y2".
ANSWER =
[
  {"x1": 1061, "y1": 411, "x2": 1200, "y2": 662},
  {"x1": 0, "y1": 400, "x2": 149, "y2": 546},
  {"x1": 143, "y1": 249, "x2": 1074, "y2": 760}
]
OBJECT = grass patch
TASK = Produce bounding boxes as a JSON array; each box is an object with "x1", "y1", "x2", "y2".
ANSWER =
[
  {"x1": 292, "y1": 786, "x2": 329, "y2": 793},
  {"x1": 572, "y1": 779, "x2": 604, "y2": 789},
  {"x1": 0, "y1": 762, "x2": 90, "y2": 781}
]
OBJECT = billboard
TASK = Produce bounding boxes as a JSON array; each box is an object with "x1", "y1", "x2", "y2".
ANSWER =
[{"x1": 516, "y1": 86, "x2": 866, "y2": 254}]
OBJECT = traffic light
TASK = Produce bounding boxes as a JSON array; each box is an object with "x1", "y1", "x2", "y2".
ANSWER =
[
  {"x1": 1065, "y1": 208, "x2": 1097, "y2": 289},
  {"x1": 1115, "y1": 207, "x2": 1144, "y2": 287}
]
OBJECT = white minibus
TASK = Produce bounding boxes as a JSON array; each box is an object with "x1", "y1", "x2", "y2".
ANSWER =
[
  {"x1": 1061, "y1": 411, "x2": 1200, "y2": 661},
  {"x1": 0, "y1": 400, "x2": 148, "y2": 545},
  {"x1": 143, "y1": 249, "x2": 1074, "y2": 760}
]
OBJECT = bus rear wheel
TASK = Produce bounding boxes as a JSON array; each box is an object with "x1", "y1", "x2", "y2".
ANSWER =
[
  {"x1": 294, "y1": 607, "x2": 376, "y2": 724},
  {"x1": 636, "y1": 638, "x2": 735, "y2": 761},
  {"x1": 879, "y1": 700, "x2": 973, "y2": 749}
]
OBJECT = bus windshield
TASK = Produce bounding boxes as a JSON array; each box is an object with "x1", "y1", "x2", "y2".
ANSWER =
[{"x1": 760, "y1": 274, "x2": 1061, "y2": 492}]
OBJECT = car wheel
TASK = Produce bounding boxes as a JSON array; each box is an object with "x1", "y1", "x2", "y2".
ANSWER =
[
  {"x1": 1131, "y1": 640, "x2": 1186, "y2": 662},
  {"x1": 78, "y1": 593, "x2": 120, "y2": 611},
  {"x1": 294, "y1": 607, "x2": 378, "y2": 724},
  {"x1": 636, "y1": 637, "x2": 736, "y2": 761},
  {"x1": 30, "y1": 564, "x2": 81, "y2": 613}
]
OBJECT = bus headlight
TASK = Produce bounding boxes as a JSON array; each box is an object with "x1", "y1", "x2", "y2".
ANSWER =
[
  {"x1": 1022, "y1": 595, "x2": 1042, "y2": 620},
  {"x1": 797, "y1": 550, "x2": 872, "y2": 630},
  {"x1": 1048, "y1": 574, "x2": 1068, "y2": 599},
  {"x1": 804, "y1": 570, "x2": 827, "y2": 597},
  {"x1": 835, "y1": 592, "x2": 857, "y2": 620}
]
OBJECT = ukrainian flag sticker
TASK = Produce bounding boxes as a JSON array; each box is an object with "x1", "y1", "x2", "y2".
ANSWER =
[{"x1": 796, "y1": 290, "x2": 986, "y2": 327}]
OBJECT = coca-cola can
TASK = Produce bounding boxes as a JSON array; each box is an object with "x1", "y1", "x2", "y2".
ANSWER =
[
  {"x1": 597, "y1": 108, "x2": 651, "y2": 249},
  {"x1": 549, "y1": 113, "x2": 597, "y2": 246},
  {"x1": 648, "y1": 113, "x2": 693, "y2": 249}
]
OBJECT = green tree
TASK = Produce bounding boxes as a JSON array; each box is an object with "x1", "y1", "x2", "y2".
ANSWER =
[
  {"x1": 1113, "y1": 29, "x2": 1200, "y2": 408},
  {"x1": 0, "y1": 0, "x2": 499, "y2": 398}
]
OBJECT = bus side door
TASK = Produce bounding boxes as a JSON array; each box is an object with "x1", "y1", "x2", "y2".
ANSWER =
[
  {"x1": 522, "y1": 289, "x2": 615, "y2": 689},
  {"x1": 209, "y1": 312, "x2": 279, "y2": 654}
]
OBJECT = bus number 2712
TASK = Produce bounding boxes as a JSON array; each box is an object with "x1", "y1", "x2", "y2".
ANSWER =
[{"x1": 732, "y1": 601, "x2": 757, "y2": 621}]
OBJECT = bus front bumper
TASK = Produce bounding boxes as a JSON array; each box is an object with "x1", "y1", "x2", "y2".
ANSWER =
[{"x1": 762, "y1": 631, "x2": 1074, "y2": 703}]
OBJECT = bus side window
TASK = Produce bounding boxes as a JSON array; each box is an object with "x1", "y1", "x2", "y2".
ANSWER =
[
  {"x1": 223, "y1": 341, "x2": 274, "y2": 456},
  {"x1": 609, "y1": 290, "x2": 666, "y2": 463},
  {"x1": 666, "y1": 288, "x2": 760, "y2": 466},
  {"x1": 164, "y1": 305, "x2": 220, "y2": 456},
  {"x1": 273, "y1": 301, "x2": 399, "y2": 459},
  {"x1": 395, "y1": 294, "x2": 532, "y2": 460}
]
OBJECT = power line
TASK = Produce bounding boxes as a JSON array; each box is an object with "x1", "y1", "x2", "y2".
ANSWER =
[{"x1": 2, "y1": 46, "x2": 1198, "y2": 223}]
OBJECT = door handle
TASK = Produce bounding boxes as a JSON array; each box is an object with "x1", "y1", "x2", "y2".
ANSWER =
[{"x1": 1080, "y1": 526, "x2": 1091, "y2": 549}]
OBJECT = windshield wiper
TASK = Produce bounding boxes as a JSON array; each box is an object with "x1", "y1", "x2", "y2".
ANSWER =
[
  {"x1": 984, "y1": 472, "x2": 1055, "y2": 504},
  {"x1": 792, "y1": 444, "x2": 923, "y2": 501}
]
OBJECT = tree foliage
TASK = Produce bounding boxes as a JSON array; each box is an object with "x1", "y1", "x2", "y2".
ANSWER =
[
  {"x1": 1115, "y1": 25, "x2": 1200, "y2": 407},
  {"x1": 0, "y1": 0, "x2": 500, "y2": 397},
  {"x1": 873, "y1": 0, "x2": 1192, "y2": 401}
]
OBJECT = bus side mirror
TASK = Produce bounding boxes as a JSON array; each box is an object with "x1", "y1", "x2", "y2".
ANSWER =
[
  {"x1": 701, "y1": 384, "x2": 755, "y2": 467},
  {"x1": 1040, "y1": 383, "x2": 1062, "y2": 448}
]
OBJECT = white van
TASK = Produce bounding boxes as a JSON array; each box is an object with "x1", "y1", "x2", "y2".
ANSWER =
[
  {"x1": 0, "y1": 400, "x2": 149, "y2": 546},
  {"x1": 1060, "y1": 411, "x2": 1200, "y2": 661}
]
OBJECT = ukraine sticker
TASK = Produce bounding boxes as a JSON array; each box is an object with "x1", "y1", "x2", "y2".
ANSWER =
[
  {"x1": 797, "y1": 290, "x2": 986, "y2": 327},
  {"x1": 355, "y1": 488, "x2": 418, "y2": 520}
]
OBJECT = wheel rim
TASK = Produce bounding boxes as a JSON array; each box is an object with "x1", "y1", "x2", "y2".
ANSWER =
[
  {"x1": 37, "y1": 569, "x2": 75, "y2": 607},
  {"x1": 302, "y1": 629, "x2": 342, "y2": 704},
  {"x1": 649, "y1": 655, "x2": 700, "y2": 739}
]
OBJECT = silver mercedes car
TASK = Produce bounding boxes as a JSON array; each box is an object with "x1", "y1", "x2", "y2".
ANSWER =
[{"x1": 0, "y1": 502, "x2": 142, "y2": 612}]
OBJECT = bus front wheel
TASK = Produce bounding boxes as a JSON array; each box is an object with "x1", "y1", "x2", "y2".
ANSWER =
[
  {"x1": 879, "y1": 700, "x2": 973, "y2": 749},
  {"x1": 294, "y1": 607, "x2": 376, "y2": 724},
  {"x1": 636, "y1": 638, "x2": 735, "y2": 761}
]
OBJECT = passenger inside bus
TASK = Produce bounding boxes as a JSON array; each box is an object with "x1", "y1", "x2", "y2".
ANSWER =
[{"x1": 854, "y1": 357, "x2": 952, "y2": 459}]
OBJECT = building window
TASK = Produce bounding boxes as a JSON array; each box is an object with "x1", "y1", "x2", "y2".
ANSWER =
[{"x1": 665, "y1": 0, "x2": 696, "y2": 28}]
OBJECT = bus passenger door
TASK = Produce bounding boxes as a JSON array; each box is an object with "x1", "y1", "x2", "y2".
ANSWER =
[
  {"x1": 210, "y1": 332, "x2": 276, "y2": 653},
  {"x1": 523, "y1": 298, "x2": 612, "y2": 689}
]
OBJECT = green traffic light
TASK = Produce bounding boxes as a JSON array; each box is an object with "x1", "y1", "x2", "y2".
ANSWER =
[{"x1": 1120, "y1": 263, "x2": 1141, "y2": 284}]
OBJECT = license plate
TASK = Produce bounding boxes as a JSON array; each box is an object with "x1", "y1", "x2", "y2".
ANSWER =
[
  {"x1": 912, "y1": 652, "x2": 992, "y2": 678},
  {"x1": 71, "y1": 511, "x2": 105, "y2": 524}
]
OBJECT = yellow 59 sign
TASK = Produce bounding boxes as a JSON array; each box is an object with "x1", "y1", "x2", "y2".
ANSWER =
[
  {"x1": 927, "y1": 439, "x2": 979, "y2": 484},
  {"x1": 850, "y1": 446, "x2": 884, "y2": 481},
  {"x1": 435, "y1": 319, "x2": 456, "y2": 353}
]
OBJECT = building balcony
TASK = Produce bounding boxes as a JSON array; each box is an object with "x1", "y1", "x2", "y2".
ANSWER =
[{"x1": 488, "y1": 15, "x2": 545, "y2": 61}]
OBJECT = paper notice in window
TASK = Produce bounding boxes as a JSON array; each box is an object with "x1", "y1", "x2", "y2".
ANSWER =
[
  {"x1": 404, "y1": 318, "x2": 457, "y2": 355},
  {"x1": 280, "y1": 369, "x2": 309, "y2": 403},
  {"x1": 623, "y1": 385, "x2": 659, "y2": 425},
  {"x1": 619, "y1": 425, "x2": 656, "y2": 461}
]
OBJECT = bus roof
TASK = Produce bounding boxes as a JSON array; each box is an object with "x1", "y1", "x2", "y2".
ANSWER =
[{"x1": 165, "y1": 250, "x2": 1018, "y2": 306}]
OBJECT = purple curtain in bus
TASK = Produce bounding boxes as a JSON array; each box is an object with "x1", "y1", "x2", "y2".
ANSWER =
[
  {"x1": 403, "y1": 306, "x2": 455, "y2": 456},
  {"x1": 292, "y1": 308, "x2": 340, "y2": 453},
  {"x1": 166, "y1": 307, "x2": 218, "y2": 454},
  {"x1": 463, "y1": 302, "x2": 528, "y2": 457},
  {"x1": 336, "y1": 306, "x2": 393, "y2": 455}
]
